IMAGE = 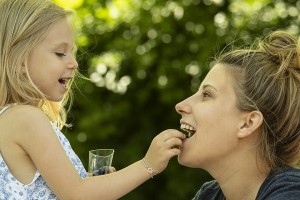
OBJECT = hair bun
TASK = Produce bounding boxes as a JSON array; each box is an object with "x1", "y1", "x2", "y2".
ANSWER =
[
  {"x1": 297, "y1": 36, "x2": 300, "y2": 69},
  {"x1": 259, "y1": 31, "x2": 299, "y2": 72}
]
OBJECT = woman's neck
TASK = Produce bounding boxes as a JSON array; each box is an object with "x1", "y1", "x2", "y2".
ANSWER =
[
  {"x1": 206, "y1": 151, "x2": 270, "y2": 200},
  {"x1": 221, "y1": 168, "x2": 268, "y2": 200}
]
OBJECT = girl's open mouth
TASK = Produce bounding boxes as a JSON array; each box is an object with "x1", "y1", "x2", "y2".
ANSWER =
[{"x1": 58, "y1": 78, "x2": 70, "y2": 88}]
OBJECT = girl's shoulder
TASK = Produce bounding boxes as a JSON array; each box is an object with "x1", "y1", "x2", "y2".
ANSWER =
[
  {"x1": 0, "y1": 104, "x2": 52, "y2": 141},
  {"x1": 0, "y1": 104, "x2": 48, "y2": 124},
  {"x1": 1, "y1": 104, "x2": 44, "y2": 115}
]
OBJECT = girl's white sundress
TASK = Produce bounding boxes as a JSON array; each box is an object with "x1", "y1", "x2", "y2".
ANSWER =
[{"x1": 0, "y1": 105, "x2": 88, "y2": 199}]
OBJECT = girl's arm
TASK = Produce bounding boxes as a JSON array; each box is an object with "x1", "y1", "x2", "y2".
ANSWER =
[{"x1": 11, "y1": 105, "x2": 185, "y2": 199}]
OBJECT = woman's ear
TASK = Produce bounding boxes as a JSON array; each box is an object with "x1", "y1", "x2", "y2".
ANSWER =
[{"x1": 238, "y1": 111, "x2": 263, "y2": 138}]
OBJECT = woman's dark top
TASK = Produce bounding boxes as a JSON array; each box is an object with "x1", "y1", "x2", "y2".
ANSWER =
[{"x1": 193, "y1": 166, "x2": 300, "y2": 200}]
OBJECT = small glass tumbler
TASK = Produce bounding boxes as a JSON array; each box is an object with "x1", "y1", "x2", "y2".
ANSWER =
[{"x1": 88, "y1": 149, "x2": 114, "y2": 176}]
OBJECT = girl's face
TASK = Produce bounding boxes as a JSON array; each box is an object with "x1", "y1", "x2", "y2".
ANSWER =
[
  {"x1": 175, "y1": 64, "x2": 246, "y2": 169},
  {"x1": 26, "y1": 18, "x2": 78, "y2": 102}
]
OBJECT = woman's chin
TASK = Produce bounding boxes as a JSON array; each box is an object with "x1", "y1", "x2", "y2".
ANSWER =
[
  {"x1": 177, "y1": 154, "x2": 189, "y2": 166},
  {"x1": 177, "y1": 154, "x2": 200, "y2": 168}
]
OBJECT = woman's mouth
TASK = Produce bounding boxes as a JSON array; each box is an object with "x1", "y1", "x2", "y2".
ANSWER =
[{"x1": 180, "y1": 123, "x2": 196, "y2": 138}]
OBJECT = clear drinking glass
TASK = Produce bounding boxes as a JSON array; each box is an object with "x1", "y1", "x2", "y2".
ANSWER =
[{"x1": 88, "y1": 149, "x2": 114, "y2": 176}]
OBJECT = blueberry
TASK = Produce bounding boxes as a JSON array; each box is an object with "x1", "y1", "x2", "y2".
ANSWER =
[{"x1": 92, "y1": 166, "x2": 109, "y2": 176}]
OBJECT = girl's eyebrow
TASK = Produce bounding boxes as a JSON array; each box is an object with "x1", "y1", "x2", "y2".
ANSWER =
[
  {"x1": 52, "y1": 42, "x2": 76, "y2": 52},
  {"x1": 53, "y1": 42, "x2": 74, "y2": 49}
]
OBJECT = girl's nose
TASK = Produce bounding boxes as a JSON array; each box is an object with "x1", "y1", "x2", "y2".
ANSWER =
[{"x1": 67, "y1": 56, "x2": 78, "y2": 70}]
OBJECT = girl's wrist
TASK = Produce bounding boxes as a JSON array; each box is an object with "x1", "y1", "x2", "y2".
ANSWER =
[{"x1": 141, "y1": 158, "x2": 157, "y2": 178}]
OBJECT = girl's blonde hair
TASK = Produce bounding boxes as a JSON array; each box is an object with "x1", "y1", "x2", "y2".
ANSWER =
[
  {"x1": 0, "y1": 0, "x2": 75, "y2": 129},
  {"x1": 217, "y1": 31, "x2": 300, "y2": 170}
]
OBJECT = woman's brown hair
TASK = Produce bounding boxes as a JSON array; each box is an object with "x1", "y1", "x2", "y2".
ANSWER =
[{"x1": 217, "y1": 31, "x2": 300, "y2": 169}]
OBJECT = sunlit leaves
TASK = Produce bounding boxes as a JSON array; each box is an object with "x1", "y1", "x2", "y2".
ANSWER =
[
  {"x1": 229, "y1": 0, "x2": 300, "y2": 32},
  {"x1": 53, "y1": 0, "x2": 84, "y2": 9},
  {"x1": 89, "y1": 52, "x2": 131, "y2": 94}
]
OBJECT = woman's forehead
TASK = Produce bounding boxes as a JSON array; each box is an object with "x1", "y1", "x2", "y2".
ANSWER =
[{"x1": 200, "y1": 64, "x2": 233, "y2": 91}]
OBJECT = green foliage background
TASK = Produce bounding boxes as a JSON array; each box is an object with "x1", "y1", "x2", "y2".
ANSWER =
[{"x1": 55, "y1": 0, "x2": 300, "y2": 199}]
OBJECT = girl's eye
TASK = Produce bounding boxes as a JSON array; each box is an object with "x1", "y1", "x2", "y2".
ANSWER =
[{"x1": 55, "y1": 52, "x2": 66, "y2": 57}]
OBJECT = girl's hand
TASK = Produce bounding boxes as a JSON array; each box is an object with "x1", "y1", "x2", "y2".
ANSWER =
[
  {"x1": 143, "y1": 129, "x2": 186, "y2": 175},
  {"x1": 87, "y1": 166, "x2": 116, "y2": 177},
  {"x1": 107, "y1": 166, "x2": 116, "y2": 173}
]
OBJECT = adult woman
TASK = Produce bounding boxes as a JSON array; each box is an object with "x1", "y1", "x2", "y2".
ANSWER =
[{"x1": 176, "y1": 30, "x2": 300, "y2": 199}]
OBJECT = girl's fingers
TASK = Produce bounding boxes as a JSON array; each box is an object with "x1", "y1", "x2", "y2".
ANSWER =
[
  {"x1": 165, "y1": 137, "x2": 184, "y2": 148},
  {"x1": 160, "y1": 129, "x2": 186, "y2": 141},
  {"x1": 162, "y1": 148, "x2": 182, "y2": 160},
  {"x1": 144, "y1": 129, "x2": 185, "y2": 173},
  {"x1": 108, "y1": 166, "x2": 116, "y2": 173},
  {"x1": 169, "y1": 148, "x2": 181, "y2": 156}
]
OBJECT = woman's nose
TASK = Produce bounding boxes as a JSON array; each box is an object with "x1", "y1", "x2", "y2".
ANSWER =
[{"x1": 175, "y1": 98, "x2": 191, "y2": 114}]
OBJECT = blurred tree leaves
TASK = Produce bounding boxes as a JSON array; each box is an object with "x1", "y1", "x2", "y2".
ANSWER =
[{"x1": 54, "y1": 0, "x2": 300, "y2": 199}]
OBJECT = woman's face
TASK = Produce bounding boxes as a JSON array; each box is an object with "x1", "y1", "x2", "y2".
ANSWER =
[{"x1": 175, "y1": 64, "x2": 246, "y2": 169}]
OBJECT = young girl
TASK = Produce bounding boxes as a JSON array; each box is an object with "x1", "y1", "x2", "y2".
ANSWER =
[
  {"x1": 0, "y1": 0, "x2": 185, "y2": 199},
  {"x1": 176, "y1": 30, "x2": 300, "y2": 199}
]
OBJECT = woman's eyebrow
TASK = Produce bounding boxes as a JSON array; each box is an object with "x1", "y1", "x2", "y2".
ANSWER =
[{"x1": 199, "y1": 84, "x2": 218, "y2": 91}]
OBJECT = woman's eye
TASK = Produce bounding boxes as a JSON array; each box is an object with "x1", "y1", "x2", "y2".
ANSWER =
[
  {"x1": 202, "y1": 91, "x2": 211, "y2": 98},
  {"x1": 55, "y1": 52, "x2": 66, "y2": 57}
]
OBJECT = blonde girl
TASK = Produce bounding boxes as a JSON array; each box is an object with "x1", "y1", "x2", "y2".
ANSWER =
[{"x1": 0, "y1": 0, "x2": 185, "y2": 199}]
